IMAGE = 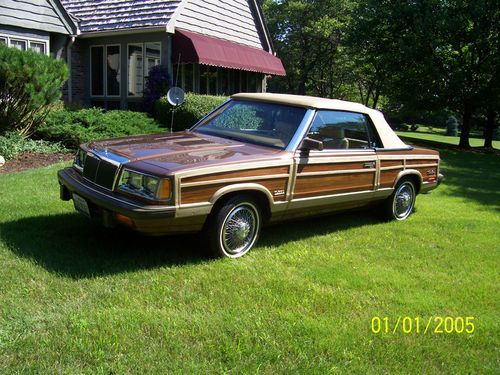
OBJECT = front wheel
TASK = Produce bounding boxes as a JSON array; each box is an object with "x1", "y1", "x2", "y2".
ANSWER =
[
  {"x1": 204, "y1": 195, "x2": 262, "y2": 258},
  {"x1": 382, "y1": 179, "x2": 416, "y2": 221}
]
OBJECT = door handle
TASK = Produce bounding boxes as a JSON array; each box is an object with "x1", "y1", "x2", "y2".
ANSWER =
[{"x1": 363, "y1": 162, "x2": 376, "y2": 168}]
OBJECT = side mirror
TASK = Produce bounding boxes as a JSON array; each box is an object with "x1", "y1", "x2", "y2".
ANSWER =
[{"x1": 300, "y1": 137, "x2": 324, "y2": 151}]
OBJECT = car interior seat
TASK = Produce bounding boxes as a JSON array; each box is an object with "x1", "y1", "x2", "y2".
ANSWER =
[{"x1": 319, "y1": 126, "x2": 349, "y2": 149}]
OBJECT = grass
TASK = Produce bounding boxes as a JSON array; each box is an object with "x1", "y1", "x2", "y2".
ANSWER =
[
  {"x1": 0, "y1": 146, "x2": 499, "y2": 374},
  {"x1": 396, "y1": 126, "x2": 500, "y2": 149}
]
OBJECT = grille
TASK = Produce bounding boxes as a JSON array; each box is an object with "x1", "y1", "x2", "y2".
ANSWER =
[{"x1": 82, "y1": 154, "x2": 119, "y2": 190}]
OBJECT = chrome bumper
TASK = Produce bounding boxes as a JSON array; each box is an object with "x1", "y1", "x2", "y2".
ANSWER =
[
  {"x1": 437, "y1": 173, "x2": 444, "y2": 186},
  {"x1": 58, "y1": 167, "x2": 176, "y2": 220}
]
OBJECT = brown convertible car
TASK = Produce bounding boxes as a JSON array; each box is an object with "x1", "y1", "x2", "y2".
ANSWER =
[{"x1": 58, "y1": 93, "x2": 443, "y2": 258}]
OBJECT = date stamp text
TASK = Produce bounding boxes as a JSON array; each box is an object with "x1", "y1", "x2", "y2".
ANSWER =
[{"x1": 371, "y1": 316, "x2": 475, "y2": 335}]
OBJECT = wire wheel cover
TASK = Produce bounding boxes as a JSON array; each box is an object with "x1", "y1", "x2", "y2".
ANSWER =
[
  {"x1": 393, "y1": 182, "x2": 415, "y2": 219},
  {"x1": 221, "y1": 204, "x2": 258, "y2": 255}
]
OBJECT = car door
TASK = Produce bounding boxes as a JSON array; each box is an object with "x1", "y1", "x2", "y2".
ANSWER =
[{"x1": 289, "y1": 110, "x2": 380, "y2": 212}]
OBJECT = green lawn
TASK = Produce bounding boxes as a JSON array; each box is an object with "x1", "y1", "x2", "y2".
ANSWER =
[
  {"x1": 0, "y1": 148, "x2": 499, "y2": 374},
  {"x1": 396, "y1": 126, "x2": 500, "y2": 149}
]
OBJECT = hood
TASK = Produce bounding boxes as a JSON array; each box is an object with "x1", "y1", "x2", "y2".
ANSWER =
[{"x1": 87, "y1": 131, "x2": 284, "y2": 174}]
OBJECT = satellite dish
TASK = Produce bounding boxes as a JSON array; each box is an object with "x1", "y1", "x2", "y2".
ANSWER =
[
  {"x1": 167, "y1": 87, "x2": 185, "y2": 106},
  {"x1": 167, "y1": 87, "x2": 185, "y2": 134}
]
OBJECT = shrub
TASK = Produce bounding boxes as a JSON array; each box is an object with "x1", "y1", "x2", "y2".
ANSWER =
[
  {"x1": 0, "y1": 44, "x2": 68, "y2": 135},
  {"x1": 410, "y1": 124, "x2": 419, "y2": 132},
  {"x1": 155, "y1": 93, "x2": 228, "y2": 131},
  {"x1": 445, "y1": 116, "x2": 459, "y2": 136},
  {"x1": 35, "y1": 108, "x2": 163, "y2": 149},
  {"x1": 0, "y1": 131, "x2": 67, "y2": 160},
  {"x1": 143, "y1": 65, "x2": 171, "y2": 115},
  {"x1": 397, "y1": 123, "x2": 410, "y2": 131}
]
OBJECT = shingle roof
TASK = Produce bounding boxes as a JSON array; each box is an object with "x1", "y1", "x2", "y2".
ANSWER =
[{"x1": 61, "y1": 0, "x2": 182, "y2": 32}]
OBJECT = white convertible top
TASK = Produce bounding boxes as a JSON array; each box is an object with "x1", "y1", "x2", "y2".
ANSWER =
[{"x1": 232, "y1": 93, "x2": 407, "y2": 149}]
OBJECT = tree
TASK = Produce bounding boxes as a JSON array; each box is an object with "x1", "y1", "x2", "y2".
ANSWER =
[
  {"x1": 349, "y1": 0, "x2": 500, "y2": 149},
  {"x1": 263, "y1": 0, "x2": 356, "y2": 99}
]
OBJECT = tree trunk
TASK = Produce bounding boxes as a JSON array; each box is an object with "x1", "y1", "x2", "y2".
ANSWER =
[
  {"x1": 298, "y1": 67, "x2": 307, "y2": 95},
  {"x1": 483, "y1": 109, "x2": 496, "y2": 148},
  {"x1": 297, "y1": 39, "x2": 308, "y2": 95},
  {"x1": 372, "y1": 86, "x2": 380, "y2": 109},
  {"x1": 459, "y1": 102, "x2": 473, "y2": 149}
]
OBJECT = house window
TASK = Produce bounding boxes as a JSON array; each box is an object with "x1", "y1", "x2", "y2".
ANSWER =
[
  {"x1": 106, "y1": 45, "x2": 120, "y2": 96},
  {"x1": 11, "y1": 39, "x2": 27, "y2": 51},
  {"x1": 183, "y1": 64, "x2": 193, "y2": 92},
  {"x1": 240, "y1": 71, "x2": 248, "y2": 92},
  {"x1": 199, "y1": 65, "x2": 208, "y2": 94},
  {"x1": 91, "y1": 46, "x2": 104, "y2": 96},
  {"x1": 230, "y1": 70, "x2": 239, "y2": 94},
  {"x1": 145, "y1": 42, "x2": 161, "y2": 73},
  {"x1": 173, "y1": 64, "x2": 195, "y2": 92},
  {"x1": 128, "y1": 44, "x2": 143, "y2": 96},
  {"x1": 91, "y1": 45, "x2": 121, "y2": 97},
  {"x1": 0, "y1": 35, "x2": 48, "y2": 54},
  {"x1": 217, "y1": 69, "x2": 228, "y2": 95},
  {"x1": 200, "y1": 66, "x2": 217, "y2": 95},
  {"x1": 30, "y1": 42, "x2": 45, "y2": 54},
  {"x1": 127, "y1": 42, "x2": 161, "y2": 97},
  {"x1": 248, "y1": 73, "x2": 257, "y2": 92}
]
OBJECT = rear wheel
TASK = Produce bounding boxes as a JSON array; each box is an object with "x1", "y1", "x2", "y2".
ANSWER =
[
  {"x1": 382, "y1": 179, "x2": 416, "y2": 221},
  {"x1": 204, "y1": 195, "x2": 262, "y2": 258}
]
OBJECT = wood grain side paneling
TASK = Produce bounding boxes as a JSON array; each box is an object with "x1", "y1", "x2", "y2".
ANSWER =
[
  {"x1": 183, "y1": 166, "x2": 289, "y2": 183},
  {"x1": 293, "y1": 173, "x2": 374, "y2": 199},
  {"x1": 379, "y1": 170, "x2": 401, "y2": 188},
  {"x1": 381, "y1": 160, "x2": 404, "y2": 168},
  {"x1": 415, "y1": 167, "x2": 438, "y2": 182},
  {"x1": 181, "y1": 178, "x2": 288, "y2": 204},
  {"x1": 297, "y1": 162, "x2": 366, "y2": 173},
  {"x1": 406, "y1": 159, "x2": 438, "y2": 166}
]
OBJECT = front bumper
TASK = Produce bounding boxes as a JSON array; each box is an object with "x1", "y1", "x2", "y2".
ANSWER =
[
  {"x1": 58, "y1": 167, "x2": 179, "y2": 233},
  {"x1": 437, "y1": 173, "x2": 444, "y2": 186}
]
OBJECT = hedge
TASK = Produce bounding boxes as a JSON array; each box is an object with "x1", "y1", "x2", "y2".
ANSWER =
[
  {"x1": 155, "y1": 93, "x2": 228, "y2": 131},
  {"x1": 0, "y1": 44, "x2": 68, "y2": 135},
  {"x1": 35, "y1": 108, "x2": 163, "y2": 149}
]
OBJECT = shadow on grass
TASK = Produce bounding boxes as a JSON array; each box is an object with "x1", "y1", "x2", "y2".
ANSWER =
[
  {"x1": 1, "y1": 208, "x2": 381, "y2": 279},
  {"x1": 1, "y1": 213, "x2": 209, "y2": 279},
  {"x1": 438, "y1": 149, "x2": 500, "y2": 210},
  {"x1": 399, "y1": 137, "x2": 499, "y2": 209}
]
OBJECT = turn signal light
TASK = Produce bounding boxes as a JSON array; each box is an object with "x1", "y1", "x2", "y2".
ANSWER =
[
  {"x1": 115, "y1": 213, "x2": 134, "y2": 227},
  {"x1": 159, "y1": 179, "x2": 171, "y2": 200}
]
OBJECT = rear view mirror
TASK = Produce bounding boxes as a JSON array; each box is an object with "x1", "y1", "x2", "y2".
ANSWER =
[{"x1": 300, "y1": 137, "x2": 324, "y2": 151}]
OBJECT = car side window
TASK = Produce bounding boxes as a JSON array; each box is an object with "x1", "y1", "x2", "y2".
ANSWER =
[{"x1": 307, "y1": 110, "x2": 380, "y2": 149}]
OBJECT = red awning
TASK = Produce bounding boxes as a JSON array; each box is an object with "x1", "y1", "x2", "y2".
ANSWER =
[{"x1": 172, "y1": 29, "x2": 286, "y2": 76}]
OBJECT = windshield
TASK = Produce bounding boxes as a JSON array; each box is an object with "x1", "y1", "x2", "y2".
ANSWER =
[{"x1": 192, "y1": 100, "x2": 307, "y2": 149}]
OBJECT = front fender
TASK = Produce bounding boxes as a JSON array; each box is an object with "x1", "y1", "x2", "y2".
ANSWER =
[{"x1": 209, "y1": 183, "x2": 275, "y2": 207}]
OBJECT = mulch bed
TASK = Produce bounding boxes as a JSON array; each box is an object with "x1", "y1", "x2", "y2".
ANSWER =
[{"x1": 0, "y1": 152, "x2": 74, "y2": 174}]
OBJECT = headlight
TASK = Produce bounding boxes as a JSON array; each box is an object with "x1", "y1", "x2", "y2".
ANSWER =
[
  {"x1": 118, "y1": 169, "x2": 171, "y2": 201},
  {"x1": 74, "y1": 148, "x2": 86, "y2": 171}
]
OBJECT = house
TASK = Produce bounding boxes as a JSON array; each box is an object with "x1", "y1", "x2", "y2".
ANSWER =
[
  {"x1": 0, "y1": 0, "x2": 77, "y2": 56},
  {"x1": 0, "y1": 0, "x2": 285, "y2": 110}
]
